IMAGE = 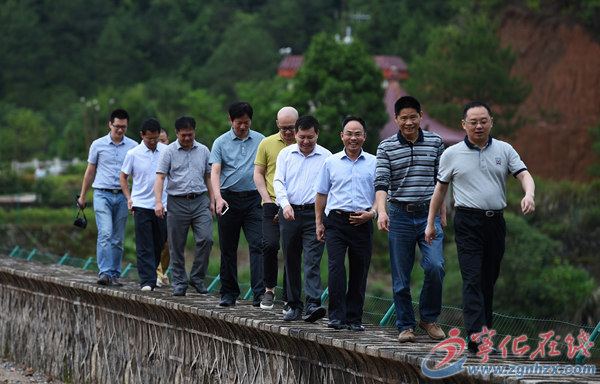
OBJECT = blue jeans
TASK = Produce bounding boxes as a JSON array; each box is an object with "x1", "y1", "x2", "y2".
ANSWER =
[
  {"x1": 388, "y1": 204, "x2": 445, "y2": 332},
  {"x1": 93, "y1": 189, "x2": 129, "y2": 277}
]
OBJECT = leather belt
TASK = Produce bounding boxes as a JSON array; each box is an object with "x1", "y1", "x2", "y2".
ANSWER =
[
  {"x1": 331, "y1": 210, "x2": 355, "y2": 218},
  {"x1": 222, "y1": 189, "x2": 259, "y2": 198},
  {"x1": 391, "y1": 200, "x2": 429, "y2": 212},
  {"x1": 290, "y1": 203, "x2": 315, "y2": 211},
  {"x1": 456, "y1": 206, "x2": 503, "y2": 217},
  {"x1": 172, "y1": 193, "x2": 204, "y2": 199},
  {"x1": 98, "y1": 188, "x2": 122, "y2": 194}
]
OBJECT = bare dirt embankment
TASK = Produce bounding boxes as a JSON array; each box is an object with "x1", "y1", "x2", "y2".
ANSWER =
[{"x1": 498, "y1": 7, "x2": 600, "y2": 182}]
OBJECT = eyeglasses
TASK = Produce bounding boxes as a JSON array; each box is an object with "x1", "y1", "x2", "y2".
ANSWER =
[
  {"x1": 465, "y1": 120, "x2": 489, "y2": 127},
  {"x1": 112, "y1": 124, "x2": 128, "y2": 130},
  {"x1": 278, "y1": 126, "x2": 295, "y2": 132},
  {"x1": 143, "y1": 136, "x2": 160, "y2": 142}
]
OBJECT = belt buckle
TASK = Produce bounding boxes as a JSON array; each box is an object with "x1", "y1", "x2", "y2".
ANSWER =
[
  {"x1": 485, "y1": 210, "x2": 494, "y2": 217},
  {"x1": 406, "y1": 204, "x2": 417, "y2": 212},
  {"x1": 110, "y1": 189, "x2": 119, "y2": 194}
]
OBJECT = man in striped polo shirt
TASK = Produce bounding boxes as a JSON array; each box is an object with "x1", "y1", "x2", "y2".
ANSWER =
[{"x1": 374, "y1": 96, "x2": 446, "y2": 343}]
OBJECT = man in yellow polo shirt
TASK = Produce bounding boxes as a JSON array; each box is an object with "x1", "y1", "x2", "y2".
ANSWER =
[{"x1": 253, "y1": 106, "x2": 298, "y2": 311}]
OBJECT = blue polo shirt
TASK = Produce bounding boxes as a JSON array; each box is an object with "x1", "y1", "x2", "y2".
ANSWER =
[
  {"x1": 209, "y1": 128, "x2": 264, "y2": 192},
  {"x1": 89, "y1": 133, "x2": 138, "y2": 190},
  {"x1": 315, "y1": 148, "x2": 376, "y2": 215}
]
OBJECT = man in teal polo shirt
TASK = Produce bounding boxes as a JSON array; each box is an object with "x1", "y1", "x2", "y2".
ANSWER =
[{"x1": 210, "y1": 101, "x2": 266, "y2": 307}]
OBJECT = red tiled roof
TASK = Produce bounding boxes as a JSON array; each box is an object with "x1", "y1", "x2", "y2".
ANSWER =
[
  {"x1": 278, "y1": 55, "x2": 409, "y2": 79},
  {"x1": 380, "y1": 81, "x2": 464, "y2": 145}
]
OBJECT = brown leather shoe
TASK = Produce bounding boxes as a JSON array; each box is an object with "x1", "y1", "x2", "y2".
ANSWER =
[
  {"x1": 398, "y1": 328, "x2": 415, "y2": 343},
  {"x1": 419, "y1": 320, "x2": 446, "y2": 340}
]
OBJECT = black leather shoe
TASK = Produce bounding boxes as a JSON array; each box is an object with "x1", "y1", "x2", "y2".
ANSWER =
[
  {"x1": 172, "y1": 287, "x2": 187, "y2": 296},
  {"x1": 253, "y1": 294, "x2": 264, "y2": 307},
  {"x1": 219, "y1": 296, "x2": 236, "y2": 307},
  {"x1": 283, "y1": 307, "x2": 302, "y2": 321},
  {"x1": 348, "y1": 323, "x2": 365, "y2": 332},
  {"x1": 327, "y1": 320, "x2": 349, "y2": 330},
  {"x1": 191, "y1": 283, "x2": 208, "y2": 294},
  {"x1": 303, "y1": 306, "x2": 326, "y2": 323},
  {"x1": 97, "y1": 274, "x2": 110, "y2": 285},
  {"x1": 110, "y1": 276, "x2": 123, "y2": 286}
]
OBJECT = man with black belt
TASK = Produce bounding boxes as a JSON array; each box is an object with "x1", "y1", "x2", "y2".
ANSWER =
[
  {"x1": 120, "y1": 118, "x2": 168, "y2": 291},
  {"x1": 374, "y1": 96, "x2": 446, "y2": 343},
  {"x1": 274, "y1": 115, "x2": 331, "y2": 322},
  {"x1": 425, "y1": 101, "x2": 535, "y2": 352},
  {"x1": 78, "y1": 109, "x2": 137, "y2": 286},
  {"x1": 210, "y1": 101, "x2": 265, "y2": 307},
  {"x1": 154, "y1": 116, "x2": 215, "y2": 297},
  {"x1": 315, "y1": 116, "x2": 376, "y2": 331},
  {"x1": 254, "y1": 106, "x2": 298, "y2": 311}
]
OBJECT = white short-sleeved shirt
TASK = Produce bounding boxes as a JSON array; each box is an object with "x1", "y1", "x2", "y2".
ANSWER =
[{"x1": 121, "y1": 142, "x2": 168, "y2": 209}]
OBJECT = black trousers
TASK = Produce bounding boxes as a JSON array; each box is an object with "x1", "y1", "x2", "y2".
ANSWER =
[
  {"x1": 217, "y1": 190, "x2": 265, "y2": 300},
  {"x1": 133, "y1": 207, "x2": 167, "y2": 288},
  {"x1": 279, "y1": 208, "x2": 324, "y2": 312},
  {"x1": 454, "y1": 210, "x2": 506, "y2": 335},
  {"x1": 325, "y1": 212, "x2": 373, "y2": 325},
  {"x1": 262, "y1": 202, "x2": 287, "y2": 301}
]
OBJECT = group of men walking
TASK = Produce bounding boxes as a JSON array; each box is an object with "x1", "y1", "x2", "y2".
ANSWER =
[{"x1": 78, "y1": 96, "x2": 535, "y2": 349}]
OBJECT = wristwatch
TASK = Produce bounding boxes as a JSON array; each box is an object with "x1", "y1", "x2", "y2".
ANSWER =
[{"x1": 371, "y1": 210, "x2": 378, "y2": 221}]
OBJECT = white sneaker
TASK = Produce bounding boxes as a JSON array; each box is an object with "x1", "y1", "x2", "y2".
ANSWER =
[
  {"x1": 156, "y1": 278, "x2": 164, "y2": 287},
  {"x1": 141, "y1": 286, "x2": 153, "y2": 292}
]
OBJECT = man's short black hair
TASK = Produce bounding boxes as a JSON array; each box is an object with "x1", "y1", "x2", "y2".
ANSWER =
[
  {"x1": 175, "y1": 116, "x2": 196, "y2": 132},
  {"x1": 229, "y1": 101, "x2": 253, "y2": 120},
  {"x1": 394, "y1": 96, "x2": 421, "y2": 115},
  {"x1": 110, "y1": 109, "x2": 129, "y2": 123},
  {"x1": 463, "y1": 101, "x2": 492, "y2": 119},
  {"x1": 141, "y1": 118, "x2": 161, "y2": 134},
  {"x1": 295, "y1": 115, "x2": 319, "y2": 133},
  {"x1": 342, "y1": 116, "x2": 366, "y2": 133}
]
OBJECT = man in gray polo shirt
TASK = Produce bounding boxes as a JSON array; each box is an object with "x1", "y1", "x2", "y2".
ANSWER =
[
  {"x1": 154, "y1": 116, "x2": 215, "y2": 297},
  {"x1": 425, "y1": 101, "x2": 535, "y2": 353}
]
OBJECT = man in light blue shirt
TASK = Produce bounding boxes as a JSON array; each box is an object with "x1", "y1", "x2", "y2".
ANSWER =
[
  {"x1": 273, "y1": 115, "x2": 332, "y2": 322},
  {"x1": 210, "y1": 101, "x2": 265, "y2": 307},
  {"x1": 78, "y1": 109, "x2": 137, "y2": 286},
  {"x1": 315, "y1": 116, "x2": 377, "y2": 331},
  {"x1": 120, "y1": 118, "x2": 168, "y2": 291}
]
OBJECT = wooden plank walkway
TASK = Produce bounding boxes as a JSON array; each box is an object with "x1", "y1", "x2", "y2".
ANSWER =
[{"x1": 0, "y1": 255, "x2": 598, "y2": 383}]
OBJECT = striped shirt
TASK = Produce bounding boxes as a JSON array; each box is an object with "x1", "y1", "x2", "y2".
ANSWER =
[{"x1": 374, "y1": 129, "x2": 444, "y2": 203}]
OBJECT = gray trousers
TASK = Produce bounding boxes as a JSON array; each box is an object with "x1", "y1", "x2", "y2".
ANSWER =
[{"x1": 167, "y1": 194, "x2": 213, "y2": 290}]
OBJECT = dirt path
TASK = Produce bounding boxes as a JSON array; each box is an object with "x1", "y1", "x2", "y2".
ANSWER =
[{"x1": 0, "y1": 359, "x2": 64, "y2": 384}]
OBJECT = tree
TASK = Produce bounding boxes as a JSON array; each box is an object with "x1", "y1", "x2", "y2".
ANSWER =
[
  {"x1": 405, "y1": 13, "x2": 530, "y2": 137},
  {"x1": 588, "y1": 121, "x2": 600, "y2": 177},
  {"x1": 289, "y1": 32, "x2": 387, "y2": 154}
]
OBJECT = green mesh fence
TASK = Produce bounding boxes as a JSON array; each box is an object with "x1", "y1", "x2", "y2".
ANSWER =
[{"x1": 1, "y1": 245, "x2": 597, "y2": 363}]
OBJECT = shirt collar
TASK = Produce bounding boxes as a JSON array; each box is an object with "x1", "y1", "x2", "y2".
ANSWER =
[
  {"x1": 464, "y1": 134, "x2": 493, "y2": 150},
  {"x1": 228, "y1": 127, "x2": 252, "y2": 141},
  {"x1": 175, "y1": 140, "x2": 197, "y2": 150},
  {"x1": 342, "y1": 148, "x2": 365, "y2": 161},
  {"x1": 397, "y1": 128, "x2": 424, "y2": 145}
]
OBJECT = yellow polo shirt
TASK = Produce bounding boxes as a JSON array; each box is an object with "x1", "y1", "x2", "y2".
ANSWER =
[{"x1": 254, "y1": 133, "x2": 289, "y2": 201}]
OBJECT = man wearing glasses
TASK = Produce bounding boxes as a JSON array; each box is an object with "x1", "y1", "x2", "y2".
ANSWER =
[
  {"x1": 425, "y1": 101, "x2": 535, "y2": 353},
  {"x1": 78, "y1": 109, "x2": 138, "y2": 286},
  {"x1": 253, "y1": 106, "x2": 298, "y2": 312},
  {"x1": 120, "y1": 118, "x2": 168, "y2": 292}
]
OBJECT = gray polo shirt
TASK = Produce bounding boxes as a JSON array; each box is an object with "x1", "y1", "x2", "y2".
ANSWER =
[
  {"x1": 156, "y1": 139, "x2": 211, "y2": 196},
  {"x1": 437, "y1": 136, "x2": 527, "y2": 210}
]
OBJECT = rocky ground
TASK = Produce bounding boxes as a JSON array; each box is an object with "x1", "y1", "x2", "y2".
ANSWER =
[{"x1": 0, "y1": 359, "x2": 64, "y2": 384}]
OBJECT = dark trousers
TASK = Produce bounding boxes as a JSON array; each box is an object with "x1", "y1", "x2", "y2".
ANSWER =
[
  {"x1": 133, "y1": 207, "x2": 167, "y2": 288},
  {"x1": 279, "y1": 208, "x2": 324, "y2": 312},
  {"x1": 262, "y1": 202, "x2": 287, "y2": 301},
  {"x1": 217, "y1": 190, "x2": 265, "y2": 300},
  {"x1": 325, "y1": 212, "x2": 373, "y2": 325},
  {"x1": 454, "y1": 210, "x2": 506, "y2": 335}
]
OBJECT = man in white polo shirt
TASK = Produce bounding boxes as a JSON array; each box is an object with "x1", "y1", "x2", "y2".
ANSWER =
[
  {"x1": 425, "y1": 101, "x2": 535, "y2": 353},
  {"x1": 120, "y1": 118, "x2": 168, "y2": 291}
]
